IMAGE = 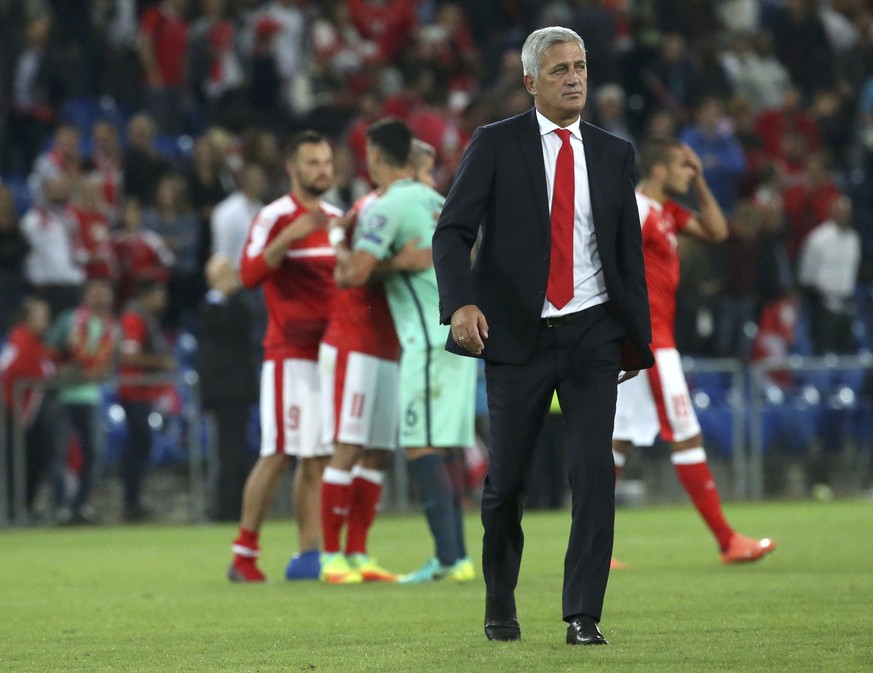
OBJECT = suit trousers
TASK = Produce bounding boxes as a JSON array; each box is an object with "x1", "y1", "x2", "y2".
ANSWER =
[{"x1": 481, "y1": 303, "x2": 624, "y2": 622}]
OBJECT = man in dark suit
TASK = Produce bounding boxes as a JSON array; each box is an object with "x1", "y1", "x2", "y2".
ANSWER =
[{"x1": 432, "y1": 26, "x2": 654, "y2": 646}]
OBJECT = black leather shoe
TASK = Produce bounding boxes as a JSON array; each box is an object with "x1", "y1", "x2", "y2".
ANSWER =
[
  {"x1": 566, "y1": 615, "x2": 608, "y2": 645},
  {"x1": 484, "y1": 594, "x2": 520, "y2": 641}
]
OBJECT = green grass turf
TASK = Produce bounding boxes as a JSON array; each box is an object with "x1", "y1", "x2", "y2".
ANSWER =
[{"x1": 2, "y1": 500, "x2": 872, "y2": 673}]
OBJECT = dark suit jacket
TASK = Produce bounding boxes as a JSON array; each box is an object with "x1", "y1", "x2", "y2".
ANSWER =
[{"x1": 432, "y1": 108, "x2": 654, "y2": 371}]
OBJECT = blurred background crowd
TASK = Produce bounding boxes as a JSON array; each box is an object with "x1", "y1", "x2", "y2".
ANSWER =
[{"x1": 2, "y1": 0, "x2": 873, "y2": 522}]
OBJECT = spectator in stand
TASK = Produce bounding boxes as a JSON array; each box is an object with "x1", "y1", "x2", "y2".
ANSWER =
[
  {"x1": 348, "y1": 0, "x2": 417, "y2": 63},
  {"x1": 70, "y1": 176, "x2": 117, "y2": 281},
  {"x1": 836, "y1": 9, "x2": 873, "y2": 100},
  {"x1": 1, "y1": 296, "x2": 58, "y2": 522},
  {"x1": 84, "y1": 121, "x2": 124, "y2": 218},
  {"x1": 592, "y1": 84, "x2": 635, "y2": 147},
  {"x1": 211, "y1": 164, "x2": 268, "y2": 265},
  {"x1": 680, "y1": 97, "x2": 747, "y2": 215},
  {"x1": 0, "y1": 187, "x2": 31, "y2": 334},
  {"x1": 20, "y1": 174, "x2": 85, "y2": 317},
  {"x1": 46, "y1": 278, "x2": 118, "y2": 525},
  {"x1": 755, "y1": 85, "x2": 822, "y2": 161},
  {"x1": 30, "y1": 124, "x2": 82, "y2": 204},
  {"x1": 244, "y1": 16, "x2": 286, "y2": 134},
  {"x1": 797, "y1": 195, "x2": 861, "y2": 355},
  {"x1": 641, "y1": 33, "x2": 698, "y2": 121},
  {"x1": 240, "y1": 129, "x2": 286, "y2": 198},
  {"x1": 186, "y1": 134, "x2": 233, "y2": 267},
  {"x1": 857, "y1": 74, "x2": 873, "y2": 175},
  {"x1": 0, "y1": 14, "x2": 72, "y2": 178},
  {"x1": 142, "y1": 174, "x2": 203, "y2": 330},
  {"x1": 138, "y1": 0, "x2": 190, "y2": 134},
  {"x1": 118, "y1": 278, "x2": 175, "y2": 522},
  {"x1": 259, "y1": 0, "x2": 307, "y2": 113},
  {"x1": 123, "y1": 113, "x2": 171, "y2": 208},
  {"x1": 720, "y1": 31, "x2": 791, "y2": 113},
  {"x1": 198, "y1": 254, "x2": 259, "y2": 521},
  {"x1": 781, "y1": 152, "x2": 843, "y2": 260},
  {"x1": 810, "y1": 88, "x2": 856, "y2": 174},
  {"x1": 769, "y1": 0, "x2": 835, "y2": 99},
  {"x1": 187, "y1": 0, "x2": 244, "y2": 127},
  {"x1": 112, "y1": 198, "x2": 175, "y2": 310}
]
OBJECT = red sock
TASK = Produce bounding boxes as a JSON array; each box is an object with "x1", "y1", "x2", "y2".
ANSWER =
[
  {"x1": 321, "y1": 467, "x2": 353, "y2": 554},
  {"x1": 672, "y1": 448, "x2": 734, "y2": 551},
  {"x1": 232, "y1": 527, "x2": 260, "y2": 561},
  {"x1": 345, "y1": 467, "x2": 383, "y2": 556}
]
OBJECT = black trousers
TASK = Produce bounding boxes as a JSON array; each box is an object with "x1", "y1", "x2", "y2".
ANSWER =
[
  {"x1": 481, "y1": 303, "x2": 624, "y2": 622},
  {"x1": 62, "y1": 403, "x2": 99, "y2": 514},
  {"x1": 208, "y1": 401, "x2": 256, "y2": 521},
  {"x1": 121, "y1": 401, "x2": 153, "y2": 511}
]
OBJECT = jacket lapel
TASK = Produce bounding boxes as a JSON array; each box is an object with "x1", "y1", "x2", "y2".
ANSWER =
[
  {"x1": 580, "y1": 122, "x2": 608, "y2": 239},
  {"x1": 517, "y1": 109, "x2": 550, "y2": 229}
]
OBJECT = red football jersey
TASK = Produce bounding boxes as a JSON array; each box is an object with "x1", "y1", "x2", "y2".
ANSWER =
[
  {"x1": 240, "y1": 194, "x2": 340, "y2": 361},
  {"x1": 322, "y1": 191, "x2": 400, "y2": 360},
  {"x1": 636, "y1": 191, "x2": 691, "y2": 349}
]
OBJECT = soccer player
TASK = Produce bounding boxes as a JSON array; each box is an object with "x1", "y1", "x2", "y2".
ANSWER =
[
  {"x1": 612, "y1": 137, "x2": 776, "y2": 564},
  {"x1": 228, "y1": 131, "x2": 341, "y2": 583},
  {"x1": 317, "y1": 140, "x2": 440, "y2": 584},
  {"x1": 334, "y1": 119, "x2": 477, "y2": 584}
]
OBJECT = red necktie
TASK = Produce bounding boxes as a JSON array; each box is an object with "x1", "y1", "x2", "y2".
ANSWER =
[{"x1": 547, "y1": 128, "x2": 575, "y2": 310}]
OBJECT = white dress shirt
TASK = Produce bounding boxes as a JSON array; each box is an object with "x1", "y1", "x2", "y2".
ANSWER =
[
  {"x1": 536, "y1": 109, "x2": 608, "y2": 318},
  {"x1": 211, "y1": 191, "x2": 263, "y2": 266},
  {"x1": 797, "y1": 220, "x2": 860, "y2": 311}
]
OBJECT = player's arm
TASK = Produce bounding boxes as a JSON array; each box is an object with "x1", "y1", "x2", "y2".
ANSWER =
[
  {"x1": 240, "y1": 211, "x2": 326, "y2": 287},
  {"x1": 681, "y1": 144, "x2": 728, "y2": 243}
]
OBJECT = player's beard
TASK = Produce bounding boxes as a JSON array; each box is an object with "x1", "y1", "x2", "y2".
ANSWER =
[{"x1": 298, "y1": 174, "x2": 332, "y2": 199}]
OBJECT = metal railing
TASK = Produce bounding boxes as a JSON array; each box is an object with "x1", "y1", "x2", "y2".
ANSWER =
[{"x1": 1, "y1": 372, "x2": 206, "y2": 526}]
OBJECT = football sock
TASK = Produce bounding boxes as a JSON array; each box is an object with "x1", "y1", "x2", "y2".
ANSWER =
[
  {"x1": 671, "y1": 448, "x2": 734, "y2": 551},
  {"x1": 408, "y1": 453, "x2": 459, "y2": 566},
  {"x1": 613, "y1": 450, "x2": 626, "y2": 480},
  {"x1": 345, "y1": 465, "x2": 383, "y2": 556},
  {"x1": 442, "y1": 453, "x2": 468, "y2": 559},
  {"x1": 321, "y1": 467, "x2": 353, "y2": 554},
  {"x1": 232, "y1": 527, "x2": 260, "y2": 560}
]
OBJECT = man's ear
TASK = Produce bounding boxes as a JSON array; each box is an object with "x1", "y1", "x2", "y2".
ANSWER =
[{"x1": 523, "y1": 74, "x2": 536, "y2": 96}]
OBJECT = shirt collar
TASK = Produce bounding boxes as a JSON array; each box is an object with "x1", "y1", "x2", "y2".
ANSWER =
[{"x1": 535, "y1": 109, "x2": 582, "y2": 142}]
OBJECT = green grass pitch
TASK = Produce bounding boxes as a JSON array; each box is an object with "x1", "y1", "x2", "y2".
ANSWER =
[{"x1": 2, "y1": 500, "x2": 871, "y2": 672}]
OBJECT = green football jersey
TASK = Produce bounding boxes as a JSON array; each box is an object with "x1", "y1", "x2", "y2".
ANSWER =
[{"x1": 354, "y1": 178, "x2": 446, "y2": 349}]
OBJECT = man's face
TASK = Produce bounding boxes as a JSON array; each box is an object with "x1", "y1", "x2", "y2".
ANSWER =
[
  {"x1": 84, "y1": 281, "x2": 114, "y2": 314},
  {"x1": 289, "y1": 141, "x2": 334, "y2": 197},
  {"x1": 662, "y1": 148, "x2": 696, "y2": 196},
  {"x1": 524, "y1": 41, "x2": 587, "y2": 124}
]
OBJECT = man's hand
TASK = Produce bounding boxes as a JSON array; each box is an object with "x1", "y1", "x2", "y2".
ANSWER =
[
  {"x1": 681, "y1": 143, "x2": 704, "y2": 179},
  {"x1": 280, "y1": 212, "x2": 328, "y2": 244},
  {"x1": 391, "y1": 237, "x2": 433, "y2": 272},
  {"x1": 451, "y1": 305, "x2": 489, "y2": 356},
  {"x1": 265, "y1": 212, "x2": 328, "y2": 268},
  {"x1": 618, "y1": 369, "x2": 640, "y2": 384}
]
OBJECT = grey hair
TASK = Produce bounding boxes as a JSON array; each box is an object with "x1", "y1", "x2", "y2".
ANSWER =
[{"x1": 521, "y1": 26, "x2": 586, "y2": 78}]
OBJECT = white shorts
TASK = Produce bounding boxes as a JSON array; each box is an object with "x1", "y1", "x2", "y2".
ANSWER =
[
  {"x1": 613, "y1": 348, "x2": 701, "y2": 446},
  {"x1": 319, "y1": 343, "x2": 399, "y2": 450},
  {"x1": 259, "y1": 357, "x2": 329, "y2": 458}
]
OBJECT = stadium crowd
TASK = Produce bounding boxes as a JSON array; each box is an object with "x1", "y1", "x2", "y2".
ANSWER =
[{"x1": 2, "y1": 0, "x2": 873, "y2": 523}]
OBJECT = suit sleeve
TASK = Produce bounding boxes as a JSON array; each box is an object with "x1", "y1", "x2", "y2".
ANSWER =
[{"x1": 432, "y1": 126, "x2": 495, "y2": 324}]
